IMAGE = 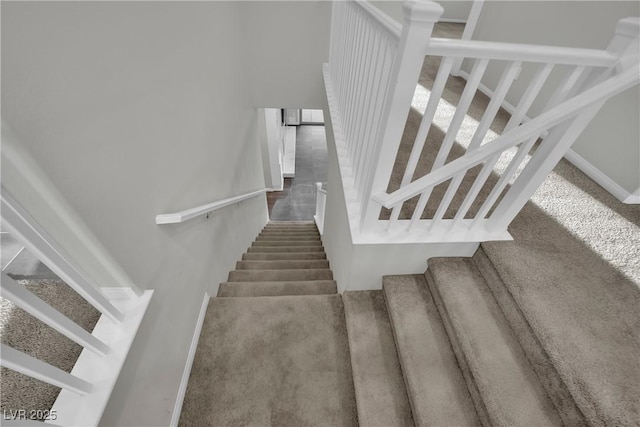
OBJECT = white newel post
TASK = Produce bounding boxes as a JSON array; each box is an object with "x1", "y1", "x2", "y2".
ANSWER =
[
  {"x1": 359, "y1": 0, "x2": 444, "y2": 231},
  {"x1": 487, "y1": 17, "x2": 640, "y2": 233}
]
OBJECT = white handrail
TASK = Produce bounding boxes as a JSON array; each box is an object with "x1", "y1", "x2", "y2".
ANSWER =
[
  {"x1": 355, "y1": 0, "x2": 402, "y2": 40},
  {"x1": 373, "y1": 66, "x2": 639, "y2": 208},
  {"x1": 427, "y1": 38, "x2": 618, "y2": 67},
  {"x1": 155, "y1": 189, "x2": 266, "y2": 224}
]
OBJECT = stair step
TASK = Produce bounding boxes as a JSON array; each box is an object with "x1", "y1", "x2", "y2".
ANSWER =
[
  {"x1": 217, "y1": 281, "x2": 337, "y2": 297},
  {"x1": 472, "y1": 248, "x2": 585, "y2": 426},
  {"x1": 259, "y1": 231, "x2": 320, "y2": 237},
  {"x1": 180, "y1": 295, "x2": 357, "y2": 425},
  {"x1": 264, "y1": 223, "x2": 318, "y2": 228},
  {"x1": 343, "y1": 291, "x2": 414, "y2": 427},
  {"x1": 247, "y1": 246, "x2": 324, "y2": 253},
  {"x1": 427, "y1": 258, "x2": 561, "y2": 427},
  {"x1": 383, "y1": 275, "x2": 479, "y2": 427},
  {"x1": 267, "y1": 221, "x2": 316, "y2": 225},
  {"x1": 252, "y1": 240, "x2": 322, "y2": 247},
  {"x1": 255, "y1": 235, "x2": 321, "y2": 241},
  {"x1": 228, "y1": 269, "x2": 333, "y2": 282},
  {"x1": 242, "y1": 252, "x2": 326, "y2": 261},
  {"x1": 481, "y1": 209, "x2": 640, "y2": 427},
  {"x1": 262, "y1": 225, "x2": 318, "y2": 229},
  {"x1": 236, "y1": 260, "x2": 330, "y2": 270}
]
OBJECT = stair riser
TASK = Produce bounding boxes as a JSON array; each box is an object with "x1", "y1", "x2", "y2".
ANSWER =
[
  {"x1": 427, "y1": 259, "x2": 562, "y2": 427},
  {"x1": 247, "y1": 246, "x2": 324, "y2": 253},
  {"x1": 236, "y1": 260, "x2": 330, "y2": 270},
  {"x1": 217, "y1": 281, "x2": 337, "y2": 297},
  {"x1": 242, "y1": 253, "x2": 327, "y2": 261},
  {"x1": 255, "y1": 236, "x2": 321, "y2": 241},
  {"x1": 263, "y1": 226, "x2": 318, "y2": 229},
  {"x1": 228, "y1": 269, "x2": 333, "y2": 282},
  {"x1": 252, "y1": 241, "x2": 322, "y2": 247},
  {"x1": 259, "y1": 232, "x2": 320, "y2": 237}
]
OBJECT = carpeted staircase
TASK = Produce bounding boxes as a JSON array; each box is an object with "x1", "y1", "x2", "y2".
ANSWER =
[
  {"x1": 179, "y1": 214, "x2": 638, "y2": 426},
  {"x1": 179, "y1": 221, "x2": 358, "y2": 426}
]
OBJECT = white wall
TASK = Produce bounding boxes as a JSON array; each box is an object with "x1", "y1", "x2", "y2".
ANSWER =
[
  {"x1": 1, "y1": 2, "x2": 273, "y2": 426},
  {"x1": 371, "y1": 0, "x2": 472, "y2": 24},
  {"x1": 467, "y1": 1, "x2": 640, "y2": 199},
  {"x1": 241, "y1": 1, "x2": 332, "y2": 109},
  {"x1": 322, "y1": 88, "x2": 478, "y2": 293},
  {"x1": 258, "y1": 108, "x2": 284, "y2": 190}
]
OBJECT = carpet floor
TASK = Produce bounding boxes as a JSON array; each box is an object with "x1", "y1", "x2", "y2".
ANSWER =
[{"x1": 0, "y1": 279, "x2": 100, "y2": 419}]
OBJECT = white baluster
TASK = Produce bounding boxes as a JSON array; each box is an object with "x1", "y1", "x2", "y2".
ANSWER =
[
  {"x1": 452, "y1": 154, "x2": 500, "y2": 226},
  {"x1": 361, "y1": 0, "x2": 444, "y2": 230},
  {"x1": 1, "y1": 344, "x2": 93, "y2": 395},
  {"x1": 467, "y1": 60, "x2": 521, "y2": 150},
  {"x1": 1, "y1": 274, "x2": 110, "y2": 356},
  {"x1": 504, "y1": 63, "x2": 554, "y2": 133},
  {"x1": 432, "y1": 58, "x2": 489, "y2": 166}
]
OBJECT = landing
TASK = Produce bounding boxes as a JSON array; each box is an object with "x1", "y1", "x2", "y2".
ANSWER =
[{"x1": 179, "y1": 294, "x2": 357, "y2": 426}]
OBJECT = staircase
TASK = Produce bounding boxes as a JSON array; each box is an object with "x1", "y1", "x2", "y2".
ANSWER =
[
  {"x1": 179, "y1": 221, "x2": 358, "y2": 426},
  {"x1": 179, "y1": 215, "x2": 639, "y2": 426}
]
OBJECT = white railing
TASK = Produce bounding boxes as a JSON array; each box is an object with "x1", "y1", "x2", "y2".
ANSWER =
[
  {"x1": 0, "y1": 188, "x2": 153, "y2": 426},
  {"x1": 314, "y1": 182, "x2": 327, "y2": 234},
  {"x1": 155, "y1": 189, "x2": 265, "y2": 224},
  {"x1": 324, "y1": 0, "x2": 639, "y2": 242}
]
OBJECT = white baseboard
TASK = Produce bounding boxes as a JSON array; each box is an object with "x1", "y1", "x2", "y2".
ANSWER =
[
  {"x1": 170, "y1": 292, "x2": 210, "y2": 427},
  {"x1": 456, "y1": 69, "x2": 637, "y2": 204},
  {"x1": 564, "y1": 149, "x2": 639, "y2": 204},
  {"x1": 439, "y1": 18, "x2": 467, "y2": 24}
]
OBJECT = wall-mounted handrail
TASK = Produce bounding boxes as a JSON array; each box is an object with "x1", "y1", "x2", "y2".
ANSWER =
[
  {"x1": 155, "y1": 189, "x2": 266, "y2": 224},
  {"x1": 427, "y1": 38, "x2": 618, "y2": 66}
]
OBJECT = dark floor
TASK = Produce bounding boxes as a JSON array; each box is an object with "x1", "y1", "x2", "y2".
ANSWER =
[{"x1": 268, "y1": 125, "x2": 328, "y2": 221}]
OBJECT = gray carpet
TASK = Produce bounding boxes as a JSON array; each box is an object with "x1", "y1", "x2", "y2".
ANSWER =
[
  {"x1": 382, "y1": 21, "x2": 640, "y2": 427},
  {"x1": 180, "y1": 222, "x2": 358, "y2": 426},
  {"x1": 383, "y1": 275, "x2": 480, "y2": 427},
  {"x1": 343, "y1": 290, "x2": 413, "y2": 427},
  {"x1": 0, "y1": 279, "x2": 100, "y2": 419}
]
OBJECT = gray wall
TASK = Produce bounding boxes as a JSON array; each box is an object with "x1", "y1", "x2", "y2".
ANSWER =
[
  {"x1": 241, "y1": 1, "x2": 332, "y2": 109},
  {"x1": 468, "y1": 1, "x2": 640, "y2": 197},
  {"x1": 1, "y1": 1, "x2": 330, "y2": 425}
]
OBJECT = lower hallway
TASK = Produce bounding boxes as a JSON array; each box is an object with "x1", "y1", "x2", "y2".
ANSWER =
[{"x1": 267, "y1": 125, "x2": 328, "y2": 221}]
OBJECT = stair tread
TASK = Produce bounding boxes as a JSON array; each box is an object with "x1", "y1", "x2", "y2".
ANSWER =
[
  {"x1": 343, "y1": 291, "x2": 414, "y2": 427},
  {"x1": 217, "y1": 281, "x2": 337, "y2": 297},
  {"x1": 252, "y1": 240, "x2": 323, "y2": 246},
  {"x1": 383, "y1": 275, "x2": 480, "y2": 427},
  {"x1": 236, "y1": 260, "x2": 330, "y2": 270},
  {"x1": 228, "y1": 269, "x2": 333, "y2": 282},
  {"x1": 428, "y1": 258, "x2": 562, "y2": 427},
  {"x1": 242, "y1": 252, "x2": 326, "y2": 260},
  {"x1": 247, "y1": 246, "x2": 324, "y2": 253},
  {"x1": 255, "y1": 235, "x2": 321, "y2": 241},
  {"x1": 481, "y1": 204, "x2": 640, "y2": 427},
  {"x1": 180, "y1": 294, "x2": 357, "y2": 425}
]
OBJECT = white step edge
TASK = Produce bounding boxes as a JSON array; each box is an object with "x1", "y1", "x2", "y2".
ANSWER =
[{"x1": 47, "y1": 288, "x2": 153, "y2": 426}]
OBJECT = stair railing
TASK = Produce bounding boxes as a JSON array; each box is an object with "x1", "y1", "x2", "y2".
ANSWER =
[
  {"x1": 0, "y1": 187, "x2": 153, "y2": 427},
  {"x1": 324, "y1": 0, "x2": 639, "y2": 242}
]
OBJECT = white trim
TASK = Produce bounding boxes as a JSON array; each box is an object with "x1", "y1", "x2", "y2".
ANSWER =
[
  {"x1": 564, "y1": 149, "x2": 639, "y2": 204},
  {"x1": 439, "y1": 18, "x2": 467, "y2": 24},
  {"x1": 2, "y1": 246, "x2": 25, "y2": 272},
  {"x1": 170, "y1": 292, "x2": 210, "y2": 427},
  {"x1": 624, "y1": 188, "x2": 640, "y2": 204},
  {"x1": 49, "y1": 289, "x2": 154, "y2": 427},
  {"x1": 155, "y1": 189, "x2": 266, "y2": 225}
]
